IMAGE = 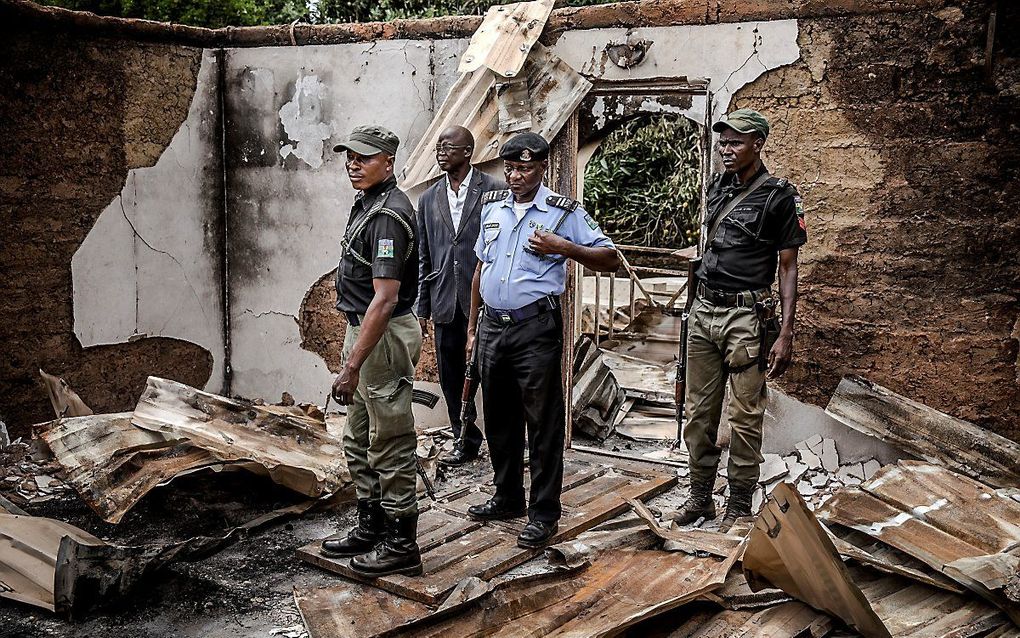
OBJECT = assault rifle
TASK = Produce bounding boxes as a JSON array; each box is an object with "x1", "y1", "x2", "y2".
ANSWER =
[{"x1": 675, "y1": 257, "x2": 700, "y2": 442}]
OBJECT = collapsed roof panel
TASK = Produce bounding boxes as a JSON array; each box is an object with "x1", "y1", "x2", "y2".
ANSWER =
[
  {"x1": 458, "y1": 0, "x2": 554, "y2": 78},
  {"x1": 39, "y1": 413, "x2": 220, "y2": 524},
  {"x1": 818, "y1": 461, "x2": 1020, "y2": 623},
  {"x1": 826, "y1": 375, "x2": 1020, "y2": 488},
  {"x1": 132, "y1": 377, "x2": 350, "y2": 498},
  {"x1": 399, "y1": 42, "x2": 592, "y2": 189}
]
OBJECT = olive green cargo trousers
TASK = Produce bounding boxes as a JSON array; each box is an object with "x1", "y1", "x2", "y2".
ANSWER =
[
  {"x1": 343, "y1": 313, "x2": 422, "y2": 518},
  {"x1": 683, "y1": 296, "x2": 767, "y2": 486}
]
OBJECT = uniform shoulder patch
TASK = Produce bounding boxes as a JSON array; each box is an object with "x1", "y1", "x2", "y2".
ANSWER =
[
  {"x1": 546, "y1": 195, "x2": 579, "y2": 211},
  {"x1": 482, "y1": 189, "x2": 509, "y2": 204},
  {"x1": 377, "y1": 238, "x2": 395, "y2": 259},
  {"x1": 582, "y1": 213, "x2": 599, "y2": 230}
]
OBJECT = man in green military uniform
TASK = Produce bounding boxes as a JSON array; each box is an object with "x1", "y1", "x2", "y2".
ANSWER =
[
  {"x1": 319, "y1": 125, "x2": 424, "y2": 576},
  {"x1": 676, "y1": 109, "x2": 807, "y2": 532}
]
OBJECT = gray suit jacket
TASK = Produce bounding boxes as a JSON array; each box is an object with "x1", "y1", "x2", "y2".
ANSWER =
[{"x1": 417, "y1": 169, "x2": 505, "y2": 324}]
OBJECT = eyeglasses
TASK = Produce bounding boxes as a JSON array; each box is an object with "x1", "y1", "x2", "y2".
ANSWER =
[{"x1": 435, "y1": 143, "x2": 472, "y2": 155}]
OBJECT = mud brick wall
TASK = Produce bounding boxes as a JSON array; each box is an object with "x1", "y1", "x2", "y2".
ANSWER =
[
  {"x1": 732, "y1": 1, "x2": 1020, "y2": 441},
  {"x1": 0, "y1": 24, "x2": 213, "y2": 435}
]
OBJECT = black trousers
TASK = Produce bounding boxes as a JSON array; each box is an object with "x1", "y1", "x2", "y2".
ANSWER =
[
  {"x1": 478, "y1": 308, "x2": 564, "y2": 523},
  {"x1": 434, "y1": 305, "x2": 482, "y2": 451}
]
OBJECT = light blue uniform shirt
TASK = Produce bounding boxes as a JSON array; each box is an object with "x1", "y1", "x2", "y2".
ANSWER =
[{"x1": 474, "y1": 184, "x2": 615, "y2": 311}]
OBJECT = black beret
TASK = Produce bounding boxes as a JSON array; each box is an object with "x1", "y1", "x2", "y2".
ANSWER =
[{"x1": 499, "y1": 132, "x2": 550, "y2": 162}]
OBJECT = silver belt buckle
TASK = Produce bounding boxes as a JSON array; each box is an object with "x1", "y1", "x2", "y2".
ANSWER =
[{"x1": 499, "y1": 311, "x2": 512, "y2": 324}]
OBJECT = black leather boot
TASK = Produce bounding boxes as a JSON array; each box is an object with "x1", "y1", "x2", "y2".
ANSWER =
[
  {"x1": 439, "y1": 439, "x2": 480, "y2": 466},
  {"x1": 672, "y1": 471, "x2": 717, "y2": 525},
  {"x1": 350, "y1": 512, "x2": 423, "y2": 577},
  {"x1": 320, "y1": 498, "x2": 384, "y2": 558},
  {"x1": 719, "y1": 481, "x2": 755, "y2": 533}
]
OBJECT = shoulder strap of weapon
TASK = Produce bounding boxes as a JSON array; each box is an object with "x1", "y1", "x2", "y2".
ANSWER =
[
  {"x1": 704, "y1": 170, "x2": 773, "y2": 247},
  {"x1": 340, "y1": 187, "x2": 415, "y2": 267}
]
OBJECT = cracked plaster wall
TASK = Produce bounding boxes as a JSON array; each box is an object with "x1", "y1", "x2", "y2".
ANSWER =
[
  {"x1": 72, "y1": 50, "x2": 226, "y2": 393},
  {"x1": 223, "y1": 41, "x2": 454, "y2": 402}
]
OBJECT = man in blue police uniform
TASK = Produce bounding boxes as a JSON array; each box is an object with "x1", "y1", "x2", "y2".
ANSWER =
[
  {"x1": 417, "y1": 125, "x2": 505, "y2": 466},
  {"x1": 465, "y1": 132, "x2": 620, "y2": 549}
]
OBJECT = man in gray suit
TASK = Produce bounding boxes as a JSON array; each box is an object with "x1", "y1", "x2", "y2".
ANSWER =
[{"x1": 417, "y1": 125, "x2": 505, "y2": 465}]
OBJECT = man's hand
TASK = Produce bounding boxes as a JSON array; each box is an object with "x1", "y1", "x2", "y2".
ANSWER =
[
  {"x1": 528, "y1": 229, "x2": 571, "y2": 256},
  {"x1": 332, "y1": 364, "x2": 360, "y2": 405},
  {"x1": 465, "y1": 328, "x2": 476, "y2": 362},
  {"x1": 419, "y1": 317, "x2": 429, "y2": 339},
  {"x1": 767, "y1": 333, "x2": 793, "y2": 379}
]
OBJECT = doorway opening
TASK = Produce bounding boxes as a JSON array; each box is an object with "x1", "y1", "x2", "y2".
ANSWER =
[{"x1": 565, "y1": 78, "x2": 712, "y2": 467}]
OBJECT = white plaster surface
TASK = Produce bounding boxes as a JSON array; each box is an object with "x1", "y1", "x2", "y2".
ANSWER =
[
  {"x1": 554, "y1": 20, "x2": 800, "y2": 124},
  {"x1": 226, "y1": 41, "x2": 435, "y2": 402},
  {"x1": 72, "y1": 50, "x2": 226, "y2": 392}
]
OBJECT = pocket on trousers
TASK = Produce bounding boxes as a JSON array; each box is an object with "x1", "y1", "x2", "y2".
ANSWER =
[
  {"x1": 728, "y1": 341, "x2": 760, "y2": 372},
  {"x1": 366, "y1": 375, "x2": 415, "y2": 441}
]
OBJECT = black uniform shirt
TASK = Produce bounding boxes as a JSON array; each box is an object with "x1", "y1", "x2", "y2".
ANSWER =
[
  {"x1": 697, "y1": 164, "x2": 806, "y2": 292},
  {"x1": 335, "y1": 175, "x2": 419, "y2": 315}
]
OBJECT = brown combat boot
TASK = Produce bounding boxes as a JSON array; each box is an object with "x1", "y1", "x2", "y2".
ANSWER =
[
  {"x1": 672, "y1": 471, "x2": 717, "y2": 525},
  {"x1": 719, "y1": 481, "x2": 755, "y2": 533}
]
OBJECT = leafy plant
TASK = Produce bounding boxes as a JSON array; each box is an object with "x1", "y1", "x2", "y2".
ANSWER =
[{"x1": 583, "y1": 115, "x2": 702, "y2": 248}]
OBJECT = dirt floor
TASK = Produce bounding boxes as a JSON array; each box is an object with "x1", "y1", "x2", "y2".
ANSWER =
[{"x1": 0, "y1": 430, "x2": 691, "y2": 638}]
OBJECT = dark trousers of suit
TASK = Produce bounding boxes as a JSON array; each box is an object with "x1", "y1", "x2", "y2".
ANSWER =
[
  {"x1": 435, "y1": 305, "x2": 483, "y2": 451},
  {"x1": 478, "y1": 308, "x2": 564, "y2": 524}
]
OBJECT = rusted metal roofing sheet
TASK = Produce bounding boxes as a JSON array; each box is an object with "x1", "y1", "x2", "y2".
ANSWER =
[
  {"x1": 742, "y1": 482, "x2": 892, "y2": 638},
  {"x1": 398, "y1": 42, "x2": 591, "y2": 190},
  {"x1": 818, "y1": 460, "x2": 1020, "y2": 624},
  {"x1": 132, "y1": 376, "x2": 350, "y2": 498},
  {"x1": 39, "y1": 412, "x2": 220, "y2": 523},
  {"x1": 826, "y1": 375, "x2": 1020, "y2": 488},
  {"x1": 458, "y1": 0, "x2": 554, "y2": 78}
]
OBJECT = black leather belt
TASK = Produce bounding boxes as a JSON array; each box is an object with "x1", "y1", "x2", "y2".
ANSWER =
[
  {"x1": 696, "y1": 282, "x2": 770, "y2": 308},
  {"x1": 345, "y1": 309, "x2": 413, "y2": 327},
  {"x1": 484, "y1": 296, "x2": 559, "y2": 325}
]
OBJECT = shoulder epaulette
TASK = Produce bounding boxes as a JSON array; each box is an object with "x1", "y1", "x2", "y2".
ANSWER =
[
  {"x1": 482, "y1": 189, "x2": 509, "y2": 204},
  {"x1": 546, "y1": 195, "x2": 580, "y2": 211},
  {"x1": 765, "y1": 176, "x2": 791, "y2": 189}
]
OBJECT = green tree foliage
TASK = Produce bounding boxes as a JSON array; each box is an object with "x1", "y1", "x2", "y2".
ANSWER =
[
  {"x1": 583, "y1": 115, "x2": 702, "y2": 249},
  {"x1": 43, "y1": 0, "x2": 309, "y2": 28},
  {"x1": 42, "y1": 0, "x2": 612, "y2": 26}
]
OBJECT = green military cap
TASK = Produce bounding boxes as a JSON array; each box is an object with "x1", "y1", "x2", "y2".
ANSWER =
[
  {"x1": 333, "y1": 125, "x2": 400, "y2": 156},
  {"x1": 712, "y1": 108, "x2": 770, "y2": 138}
]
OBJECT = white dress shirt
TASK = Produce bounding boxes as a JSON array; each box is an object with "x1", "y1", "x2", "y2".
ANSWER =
[{"x1": 446, "y1": 167, "x2": 474, "y2": 231}]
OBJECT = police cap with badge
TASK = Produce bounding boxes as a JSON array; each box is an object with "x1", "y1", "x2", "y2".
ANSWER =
[{"x1": 499, "y1": 131, "x2": 550, "y2": 162}]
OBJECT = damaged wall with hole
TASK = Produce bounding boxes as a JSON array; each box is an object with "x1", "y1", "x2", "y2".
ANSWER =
[{"x1": 0, "y1": 0, "x2": 1017, "y2": 445}]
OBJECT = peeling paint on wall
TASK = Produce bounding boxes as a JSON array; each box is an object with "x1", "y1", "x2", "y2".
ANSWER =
[
  {"x1": 71, "y1": 50, "x2": 225, "y2": 392},
  {"x1": 279, "y1": 75, "x2": 333, "y2": 169}
]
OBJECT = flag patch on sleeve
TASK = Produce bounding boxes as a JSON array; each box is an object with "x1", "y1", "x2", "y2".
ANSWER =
[
  {"x1": 583, "y1": 214, "x2": 599, "y2": 230},
  {"x1": 377, "y1": 238, "x2": 395, "y2": 258}
]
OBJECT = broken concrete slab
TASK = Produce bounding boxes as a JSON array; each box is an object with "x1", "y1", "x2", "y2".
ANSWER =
[
  {"x1": 826, "y1": 375, "x2": 1020, "y2": 488},
  {"x1": 759, "y1": 454, "x2": 789, "y2": 484},
  {"x1": 742, "y1": 483, "x2": 892, "y2": 638},
  {"x1": 132, "y1": 376, "x2": 350, "y2": 498},
  {"x1": 820, "y1": 438, "x2": 839, "y2": 473}
]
